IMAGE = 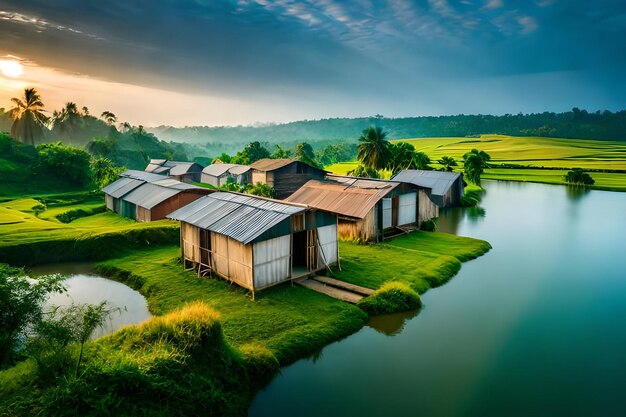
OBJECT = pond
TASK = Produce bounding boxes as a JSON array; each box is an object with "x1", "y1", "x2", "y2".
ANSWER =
[
  {"x1": 30, "y1": 263, "x2": 151, "y2": 338},
  {"x1": 249, "y1": 180, "x2": 626, "y2": 416}
]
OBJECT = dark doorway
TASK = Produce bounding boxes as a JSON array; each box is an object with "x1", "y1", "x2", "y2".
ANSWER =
[{"x1": 292, "y1": 231, "x2": 307, "y2": 268}]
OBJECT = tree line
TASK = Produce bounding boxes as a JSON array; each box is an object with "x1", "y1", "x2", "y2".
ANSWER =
[{"x1": 148, "y1": 108, "x2": 626, "y2": 144}]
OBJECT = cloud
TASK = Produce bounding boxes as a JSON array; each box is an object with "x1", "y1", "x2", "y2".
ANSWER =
[
  {"x1": 517, "y1": 15, "x2": 538, "y2": 34},
  {"x1": 482, "y1": 0, "x2": 503, "y2": 10}
]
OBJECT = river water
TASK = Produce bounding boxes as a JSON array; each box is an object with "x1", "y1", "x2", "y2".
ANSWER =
[
  {"x1": 250, "y1": 181, "x2": 626, "y2": 416},
  {"x1": 30, "y1": 263, "x2": 151, "y2": 338}
]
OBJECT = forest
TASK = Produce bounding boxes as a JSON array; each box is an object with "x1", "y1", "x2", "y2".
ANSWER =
[{"x1": 149, "y1": 109, "x2": 626, "y2": 147}]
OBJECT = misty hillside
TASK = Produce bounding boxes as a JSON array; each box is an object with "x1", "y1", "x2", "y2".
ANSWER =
[{"x1": 148, "y1": 109, "x2": 626, "y2": 145}]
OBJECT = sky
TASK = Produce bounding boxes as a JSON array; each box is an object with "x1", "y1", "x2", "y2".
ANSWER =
[{"x1": 0, "y1": 0, "x2": 624, "y2": 126}]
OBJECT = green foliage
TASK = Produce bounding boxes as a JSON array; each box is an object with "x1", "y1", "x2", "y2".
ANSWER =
[
  {"x1": 8, "y1": 88, "x2": 48, "y2": 146},
  {"x1": 245, "y1": 182, "x2": 275, "y2": 198},
  {"x1": 420, "y1": 218, "x2": 438, "y2": 232},
  {"x1": 461, "y1": 184, "x2": 483, "y2": 207},
  {"x1": 565, "y1": 168, "x2": 595, "y2": 185},
  {"x1": 388, "y1": 142, "x2": 431, "y2": 173},
  {"x1": 347, "y1": 164, "x2": 381, "y2": 178},
  {"x1": 438, "y1": 155, "x2": 458, "y2": 172},
  {"x1": 357, "y1": 282, "x2": 422, "y2": 315},
  {"x1": 232, "y1": 141, "x2": 270, "y2": 165},
  {"x1": 293, "y1": 142, "x2": 319, "y2": 167},
  {"x1": 90, "y1": 157, "x2": 124, "y2": 189},
  {"x1": 271, "y1": 144, "x2": 292, "y2": 159},
  {"x1": 212, "y1": 152, "x2": 233, "y2": 164},
  {"x1": 55, "y1": 205, "x2": 106, "y2": 223},
  {"x1": 36, "y1": 142, "x2": 92, "y2": 186},
  {"x1": 0, "y1": 267, "x2": 66, "y2": 368},
  {"x1": 357, "y1": 126, "x2": 391, "y2": 170},
  {"x1": 463, "y1": 148, "x2": 491, "y2": 186}
]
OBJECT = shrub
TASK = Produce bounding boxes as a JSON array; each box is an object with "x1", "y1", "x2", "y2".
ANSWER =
[
  {"x1": 420, "y1": 217, "x2": 438, "y2": 232},
  {"x1": 357, "y1": 281, "x2": 422, "y2": 316}
]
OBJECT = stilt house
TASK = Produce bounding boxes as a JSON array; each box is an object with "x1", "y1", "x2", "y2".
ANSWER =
[
  {"x1": 392, "y1": 170, "x2": 464, "y2": 208},
  {"x1": 167, "y1": 192, "x2": 339, "y2": 292},
  {"x1": 286, "y1": 175, "x2": 438, "y2": 242},
  {"x1": 249, "y1": 159, "x2": 327, "y2": 199}
]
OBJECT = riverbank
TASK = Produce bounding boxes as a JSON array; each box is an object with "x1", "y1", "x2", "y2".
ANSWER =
[{"x1": 0, "y1": 191, "x2": 490, "y2": 416}]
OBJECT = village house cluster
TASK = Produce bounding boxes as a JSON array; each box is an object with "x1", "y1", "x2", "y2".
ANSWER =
[{"x1": 102, "y1": 158, "x2": 464, "y2": 294}]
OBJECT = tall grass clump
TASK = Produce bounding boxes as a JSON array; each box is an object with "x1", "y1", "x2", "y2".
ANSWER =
[{"x1": 357, "y1": 281, "x2": 422, "y2": 316}]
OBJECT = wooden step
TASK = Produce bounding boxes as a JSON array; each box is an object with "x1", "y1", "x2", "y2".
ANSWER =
[
  {"x1": 312, "y1": 276, "x2": 375, "y2": 296},
  {"x1": 295, "y1": 278, "x2": 364, "y2": 304}
]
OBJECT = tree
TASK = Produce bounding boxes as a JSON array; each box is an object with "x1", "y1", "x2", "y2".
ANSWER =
[
  {"x1": 347, "y1": 164, "x2": 380, "y2": 179},
  {"x1": 36, "y1": 142, "x2": 92, "y2": 186},
  {"x1": 52, "y1": 102, "x2": 81, "y2": 144},
  {"x1": 8, "y1": 87, "x2": 48, "y2": 146},
  {"x1": 271, "y1": 144, "x2": 292, "y2": 159},
  {"x1": 463, "y1": 148, "x2": 491, "y2": 186},
  {"x1": 565, "y1": 168, "x2": 595, "y2": 186},
  {"x1": 438, "y1": 156, "x2": 458, "y2": 172},
  {"x1": 232, "y1": 141, "x2": 270, "y2": 165},
  {"x1": 86, "y1": 137, "x2": 118, "y2": 157},
  {"x1": 212, "y1": 153, "x2": 232, "y2": 164},
  {"x1": 294, "y1": 142, "x2": 318, "y2": 167},
  {"x1": 100, "y1": 111, "x2": 117, "y2": 126},
  {"x1": 388, "y1": 142, "x2": 431, "y2": 173},
  {"x1": 91, "y1": 157, "x2": 124, "y2": 189},
  {"x1": 0, "y1": 264, "x2": 65, "y2": 368},
  {"x1": 357, "y1": 126, "x2": 391, "y2": 170}
]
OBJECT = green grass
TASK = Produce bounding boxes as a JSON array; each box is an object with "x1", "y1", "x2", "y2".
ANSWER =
[
  {"x1": 325, "y1": 135, "x2": 626, "y2": 191},
  {"x1": 0, "y1": 188, "x2": 491, "y2": 416}
]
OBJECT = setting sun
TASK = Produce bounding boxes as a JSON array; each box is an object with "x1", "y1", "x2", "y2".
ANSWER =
[{"x1": 0, "y1": 60, "x2": 23, "y2": 78}]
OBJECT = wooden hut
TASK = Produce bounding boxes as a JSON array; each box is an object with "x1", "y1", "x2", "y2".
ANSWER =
[
  {"x1": 145, "y1": 159, "x2": 204, "y2": 183},
  {"x1": 167, "y1": 192, "x2": 339, "y2": 292},
  {"x1": 102, "y1": 170, "x2": 211, "y2": 221},
  {"x1": 249, "y1": 159, "x2": 327, "y2": 199},
  {"x1": 201, "y1": 163, "x2": 251, "y2": 187},
  {"x1": 392, "y1": 170, "x2": 464, "y2": 208},
  {"x1": 286, "y1": 175, "x2": 437, "y2": 242}
]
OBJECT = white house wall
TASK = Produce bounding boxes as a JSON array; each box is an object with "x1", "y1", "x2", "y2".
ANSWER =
[
  {"x1": 317, "y1": 224, "x2": 338, "y2": 266},
  {"x1": 253, "y1": 235, "x2": 291, "y2": 289},
  {"x1": 398, "y1": 192, "x2": 417, "y2": 226}
]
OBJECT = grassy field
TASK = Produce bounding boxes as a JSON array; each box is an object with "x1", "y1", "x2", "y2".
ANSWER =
[{"x1": 327, "y1": 135, "x2": 626, "y2": 191}]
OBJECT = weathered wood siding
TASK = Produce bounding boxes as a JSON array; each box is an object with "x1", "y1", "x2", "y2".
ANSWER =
[
  {"x1": 105, "y1": 195, "x2": 114, "y2": 211},
  {"x1": 211, "y1": 233, "x2": 254, "y2": 290},
  {"x1": 418, "y1": 189, "x2": 439, "y2": 223},
  {"x1": 181, "y1": 222, "x2": 201, "y2": 264},
  {"x1": 251, "y1": 171, "x2": 267, "y2": 185},
  {"x1": 338, "y1": 208, "x2": 376, "y2": 242},
  {"x1": 136, "y1": 206, "x2": 152, "y2": 222}
]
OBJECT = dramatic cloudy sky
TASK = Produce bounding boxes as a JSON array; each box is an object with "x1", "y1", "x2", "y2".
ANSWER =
[{"x1": 0, "y1": 0, "x2": 624, "y2": 126}]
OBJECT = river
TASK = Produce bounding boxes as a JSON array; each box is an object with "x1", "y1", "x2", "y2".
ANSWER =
[{"x1": 249, "y1": 180, "x2": 626, "y2": 416}]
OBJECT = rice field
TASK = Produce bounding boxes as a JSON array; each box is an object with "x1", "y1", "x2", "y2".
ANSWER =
[{"x1": 326, "y1": 135, "x2": 626, "y2": 191}]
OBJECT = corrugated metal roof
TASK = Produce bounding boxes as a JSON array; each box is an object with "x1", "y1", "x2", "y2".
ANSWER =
[
  {"x1": 202, "y1": 163, "x2": 251, "y2": 177},
  {"x1": 249, "y1": 158, "x2": 294, "y2": 171},
  {"x1": 102, "y1": 177, "x2": 146, "y2": 198},
  {"x1": 120, "y1": 170, "x2": 168, "y2": 182},
  {"x1": 391, "y1": 170, "x2": 460, "y2": 196},
  {"x1": 167, "y1": 192, "x2": 306, "y2": 244},
  {"x1": 144, "y1": 160, "x2": 202, "y2": 176},
  {"x1": 123, "y1": 183, "x2": 183, "y2": 209},
  {"x1": 286, "y1": 177, "x2": 398, "y2": 219}
]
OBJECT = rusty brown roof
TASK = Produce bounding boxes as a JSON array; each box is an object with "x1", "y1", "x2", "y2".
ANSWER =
[
  {"x1": 285, "y1": 177, "x2": 398, "y2": 219},
  {"x1": 249, "y1": 158, "x2": 294, "y2": 171}
]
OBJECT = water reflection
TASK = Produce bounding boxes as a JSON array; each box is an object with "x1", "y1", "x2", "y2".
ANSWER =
[
  {"x1": 367, "y1": 309, "x2": 420, "y2": 336},
  {"x1": 30, "y1": 263, "x2": 151, "y2": 338},
  {"x1": 565, "y1": 185, "x2": 591, "y2": 202}
]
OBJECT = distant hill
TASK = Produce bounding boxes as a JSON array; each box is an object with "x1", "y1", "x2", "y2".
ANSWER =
[{"x1": 148, "y1": 109, "x2": 626, "y2": 146}]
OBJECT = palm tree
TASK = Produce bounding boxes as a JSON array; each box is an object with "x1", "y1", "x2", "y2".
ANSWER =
[
  {"x1": 82, "y1": 106, "x2": 90, "y2": 116},
  {"x1": 100, "y1": 111, "x2": 117, "y2": 126},
  {"x1": 119, "y1": 121, "x2": 131, "y2": 133},
  {"x1": 463, "y1": 149, "x2": 491, "y2": 186},
  {"x1": 357, "y1": 126, "x2": 391, "y2": 170},
  {"x1": 8, "y1": 87, "x2": 48, "y2": 146},
  {"x1": 438, "y1": 156, "x2": 458, "y2": 172},
  {"x1": 52, "y1": 102, "x2": 81, "y2": 144}
]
